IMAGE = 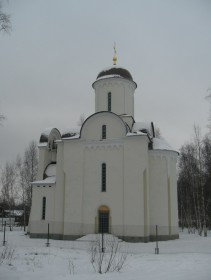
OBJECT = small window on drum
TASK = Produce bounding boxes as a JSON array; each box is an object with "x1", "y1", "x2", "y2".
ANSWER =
[
  {"x1": 102, "y1": 125, "x2": 106, "y2": 139},
  {"x1": 108, "y1": 92, "x2": 111, "y2": 111}
]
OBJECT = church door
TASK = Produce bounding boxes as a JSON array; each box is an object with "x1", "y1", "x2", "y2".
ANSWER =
[{"x1": 98, "y1": 205, "x2": 110, "y2": 233}]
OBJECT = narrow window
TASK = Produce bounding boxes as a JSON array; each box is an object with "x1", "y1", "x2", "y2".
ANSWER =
[
  {"x1": 42, "y1": 197, "x2": 46, "y2": 220},
  {"x1": 102, "y1": 125, "x2": 106, "y2": 139},
  {"x1": 101, "y1": 163, "x2": 106, "y2": 192},
  {"x1": 108, "y1": 92, "x2": 111, "y2": 111}
]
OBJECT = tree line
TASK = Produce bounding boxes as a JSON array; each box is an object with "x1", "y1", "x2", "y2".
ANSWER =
[
  {"x1": 0, "y1": 0, "x2": 11, "y2": 34},
  {"x1": 0, "y1": 141, "x2": 38, "y2": 229},
  {"x1": 178, "y1": 126, "x2": 211, "y2": 236}
]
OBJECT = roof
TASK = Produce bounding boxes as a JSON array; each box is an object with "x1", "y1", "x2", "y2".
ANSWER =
[
  {"x1": 61, "y1": 127, "x2": 80, "y2": 139},
  {"x1": 31, "y1": 176, "x2": 56, "y2": 186},
  {"x1": 32, "y1": 163, "x2": 56, "y2": 186},
  {"x1": 39, "y1": 127, "x2": 61, "y2": 143},
  {"x1": 132, "y1": 121, "x2": 154, "y2": 137},
  {"x1": 39, "y1": 127, "x2": 55, "y2": 143},
  {"x1": 96, "y1": 66, "x2": 133, "y2": 82},
  {"x1": 152, "y1": 138, "x2": 178, "y2": 153}
]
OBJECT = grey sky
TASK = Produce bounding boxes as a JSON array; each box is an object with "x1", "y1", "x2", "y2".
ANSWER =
[{"x1": 1, "y1": 0, "x2": 211, "y2": 168}]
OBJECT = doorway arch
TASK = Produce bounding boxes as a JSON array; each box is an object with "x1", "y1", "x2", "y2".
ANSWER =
[{"x1": 98, "y1": 205, "x2": 110, "y2": 233}]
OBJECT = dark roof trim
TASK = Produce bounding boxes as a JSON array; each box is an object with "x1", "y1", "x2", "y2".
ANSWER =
[
  {"x1": 92, "y1": 76, "x2": 137, "y2": 89},
  {"x1": 97, "y1": 67, "x2": 133, "y2": 81}
]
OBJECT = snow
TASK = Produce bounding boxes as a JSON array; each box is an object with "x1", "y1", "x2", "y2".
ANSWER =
[
  {"x1": 61, "y1": 127, "x2": 81, "y2": 140},
  {"x1": 153, "y1": 137, "x2": 178, "y2": 152},
  {"x1": 132, "y1": 121, "x2": 153, "y2": 133},
  {"x1": 62, "y1": 127, "x2": 80, "y2": 135},
  {"x1": 126, "y1": 131, "x2": 146, "y2": 136},
  {"x1": 45, "y1": 164, "x2": 56, "y2": 177},
  {"x1": 31, "y1": 164, "x2": 56, "y2": 186},
  {"x1": 38, "y1": 143, "x2": 48, "y2": 148},
  {"x1": 62, "y1": 134, "x2": 80, "y2": 140},
  {"x1": 31, "y1": 176, "x2": 56, "y2": 186},
  {"x1": 0, "y1": 228, "x2": 211, "y2": 280},
  {"x1": 96, "y1": 74, "x2": 122, "y2": 81},
  {"x1": 40, "y1": 127, "x2": 55, "y2": 137}
]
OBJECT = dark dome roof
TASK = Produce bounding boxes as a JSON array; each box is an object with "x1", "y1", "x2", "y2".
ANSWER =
[{"x1": 96, "y1": 67, "x2": 133, "y2": 81}]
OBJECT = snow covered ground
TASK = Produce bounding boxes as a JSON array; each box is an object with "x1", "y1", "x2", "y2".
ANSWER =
[{"x1": 0, "y1": 228, "x2": 211, "y2": 280}]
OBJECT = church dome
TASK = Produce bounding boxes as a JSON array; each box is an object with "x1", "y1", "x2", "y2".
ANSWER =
[{"x1": 96, "y1": 66, "x2": 134, "y2": 82}]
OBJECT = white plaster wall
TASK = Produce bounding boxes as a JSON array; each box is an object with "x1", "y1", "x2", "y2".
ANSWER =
[
  {"x1": 81, "y1": 112, "x2": 127, "y2": 141},
  {"x1": 168, "y1": 153, "x2": 179, "y2": 234},
  {"x1": 63, "y1": 140, "x2": 84, "y2": 235},
  {"x1": 149, "y1": 150, "x2": 179, "y2": 236},
  {"x1": 120, "y1": 115, "x2": 134, "y2": 130},
  {"x1": 149, "y1": 151, "x2": 168, "y2": 235},
  {"x1": 93, "y1": 78, "x2": 136, "y2": 117},
  {"x1": 83, "y1": 144, "x2": 124, "y2": 235},
  {"x1": 62, "y1": 134, "x2": 149, "y2": 238},
  {"x1": 37, "y1": 148, "x2": 57, "y2": 179},
  {"x1": 52, "y1": 142, "x2": 65, "y2": 235},
  {"x1": 61, "y1": 137, "x2": 125, "y2": 236},
  {"x1": 123, "y1": 136, "x2": 150, "y2": 237},
  {"x1": 30, "y1": 185, "x2": 55, "y2": 234},
  {"x1": 37, "y1": 147, "x2": 51, "y2": 180}
]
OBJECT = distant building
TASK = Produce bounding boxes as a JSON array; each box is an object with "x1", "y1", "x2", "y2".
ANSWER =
[
  {"x1": 1, "y1": 210, "x2": 24, "y2": 227},
  {"x1": 29, "y1": 54, "x2": 179, "y2": 242}
]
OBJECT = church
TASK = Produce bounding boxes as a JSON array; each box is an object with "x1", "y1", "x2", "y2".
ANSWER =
[{"x1": 29, "y1": 51, "x2": 179, "y2": 242}]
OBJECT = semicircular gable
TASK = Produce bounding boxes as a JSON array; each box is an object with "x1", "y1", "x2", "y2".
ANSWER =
[
  {"x1": 80, "y1": 111, "x2": 128, "y2": 140},
  {"x1": 39, "y1": 128, "x2": 61, "y2": 143}
]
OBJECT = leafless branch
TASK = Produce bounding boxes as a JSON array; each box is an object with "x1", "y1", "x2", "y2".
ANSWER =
[{"x1": 0, "y1": 1, "x2": 11, "y2": 33}]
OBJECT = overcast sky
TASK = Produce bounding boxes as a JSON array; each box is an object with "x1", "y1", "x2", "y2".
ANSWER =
[{"x1": 1, "y1": 0, "x2": 211, "y2": 168}]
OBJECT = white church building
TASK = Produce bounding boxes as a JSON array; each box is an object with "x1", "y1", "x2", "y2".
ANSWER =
[{"x1": 29, "y1": 54, "x2": 179, "y2": 242}]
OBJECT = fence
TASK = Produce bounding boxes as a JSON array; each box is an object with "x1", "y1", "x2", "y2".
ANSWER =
[{"x1": 0, "y1": 218, "x2": 15, "y2": 231}]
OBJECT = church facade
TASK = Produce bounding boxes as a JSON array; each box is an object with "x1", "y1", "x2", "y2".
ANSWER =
[{"x1": 29, "y1": 59, "x2": 179, "y2": 242}]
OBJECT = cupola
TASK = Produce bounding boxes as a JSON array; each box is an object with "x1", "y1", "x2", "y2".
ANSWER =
[{"x1": 92, "y1": 46, "x2": 137, "y2": 117}]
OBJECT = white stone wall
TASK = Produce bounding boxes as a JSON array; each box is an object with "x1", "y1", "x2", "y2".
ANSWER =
[
  {"x1": 30, "y1": 185, "x2": 55, "y2": 234},
  {"x1": 81, "y1": 111, "x2": 127, "y2": 140},
  {"x1": 93, "y1": 78, "x2": 136, "y2": 117},
  {"x1": 123, "y1": 136, "x2": 150, "y2": 237},
  {"x1": 149, "y1": 150, "x2": 179, "y2": 237},
  {"x1": 52, "y1": 142, "x2": 65, "y2": 235}
]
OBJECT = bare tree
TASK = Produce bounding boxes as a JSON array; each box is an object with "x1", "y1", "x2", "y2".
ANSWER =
[
  {"x1": 178, "y1": 143, "x2": 198, "y2": 232},
  {"x1": 202, "y1": 136, "x2": 211, "y2": 230},
  {"x1": 0, "y1": 1, "x2": 11, "y2": 33},
  {"x1": 0, "y1": 141, "x2": 38, "y2": 229},
  {"x1": 178, "y1": 126, "x2": 211, "y2": 235},
  {"x1": 1, "y1": 161, "x2": 17, "y2": 230},
  {"x1": 14, "y1": 141, "x2": 38, "y2": 228},
  {"x1": 193, "y1": 125, "x2": 207, "y2": 236},
  {"x1": 15, "y1": 155, "x2": 27, "y2": 229},
  {"x1": 89, "y1": 235, "x2": 127, "y2": 274},
  {"x1": 21, "y1": 141, "x2": 38, "y2": 211}
]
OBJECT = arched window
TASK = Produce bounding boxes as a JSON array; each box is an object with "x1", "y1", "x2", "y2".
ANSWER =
[
  {"x1": 102, "y1": 125, "x2": 106, "y2": 139},
  {"x1": 42, "y1": 197, "x2": 46, "y2": 220},
  {"x1": 108, "y1": 92, "x2": 111, "y2": 111},
  {"x1": 101, "y1": 163, "x2": 106, "y2": 192}
]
